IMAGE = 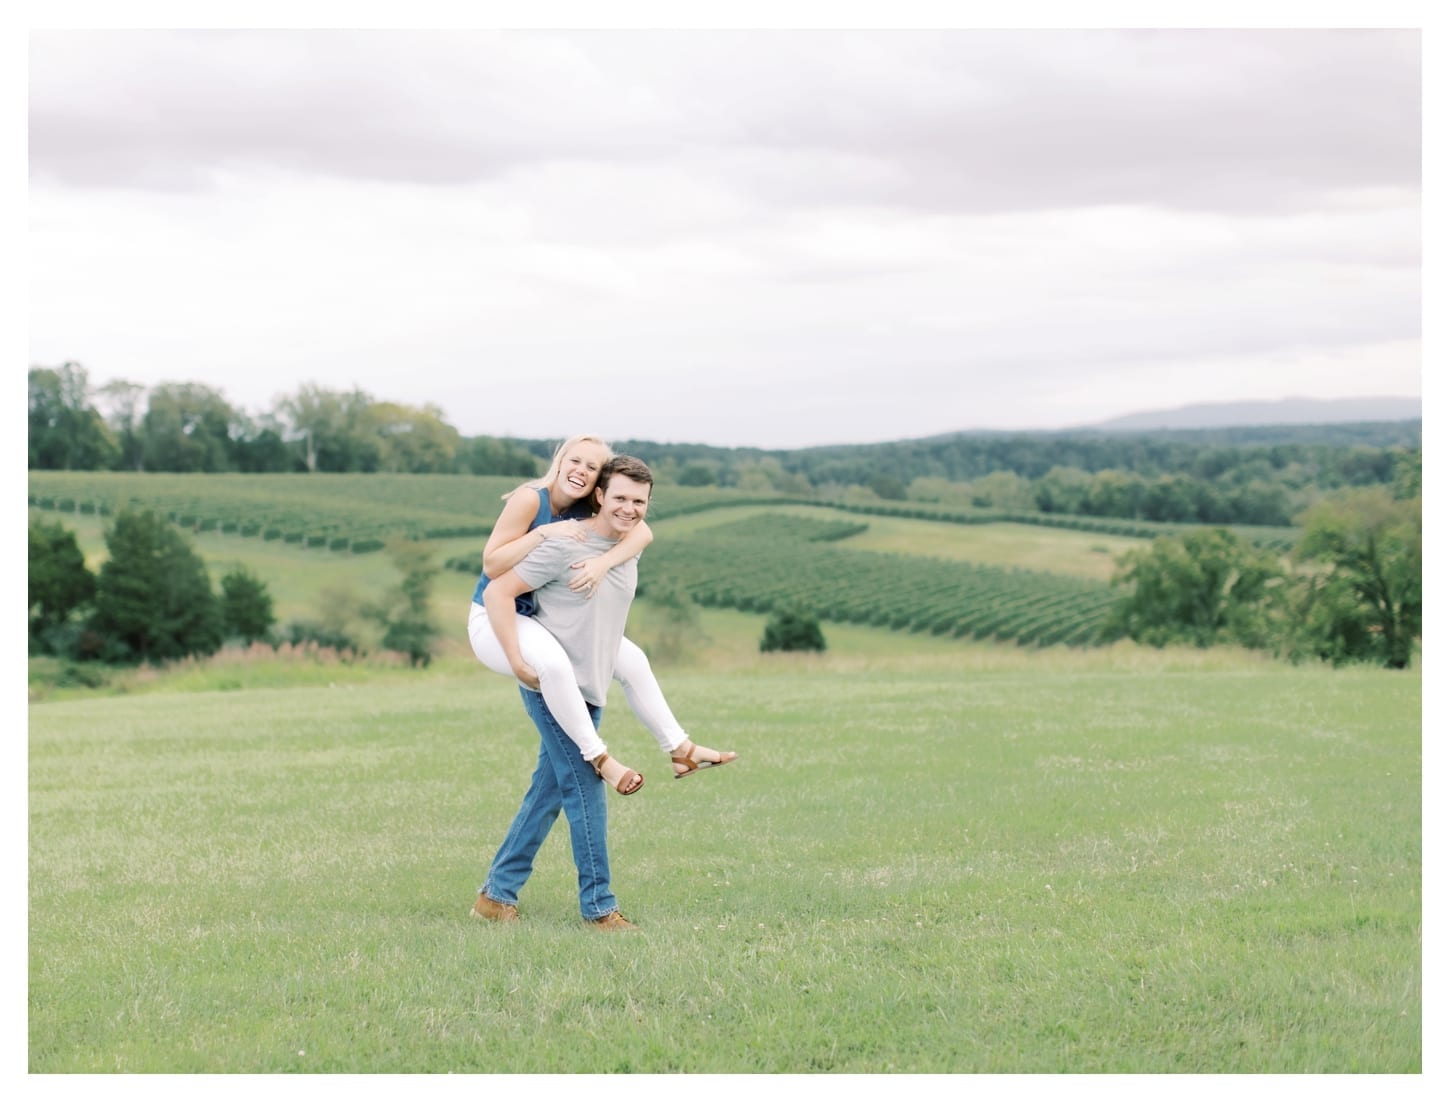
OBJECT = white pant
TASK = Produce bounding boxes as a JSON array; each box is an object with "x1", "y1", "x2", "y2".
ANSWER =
[{"x1": 467, "y1": 602, "x2": 687, "y2": 761}]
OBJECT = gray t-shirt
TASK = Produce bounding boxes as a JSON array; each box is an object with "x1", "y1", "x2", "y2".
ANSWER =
[{"x1": 513, "y1": 532, "x2": 638, "y2": 707}]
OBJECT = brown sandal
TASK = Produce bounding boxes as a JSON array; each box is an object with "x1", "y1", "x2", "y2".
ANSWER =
[
  {"x1": 671, "y1": 739, "x2": 738, "y2": 779},
  {"x1": 591, "y1": 753, "x2": 644, "y2": 795}
]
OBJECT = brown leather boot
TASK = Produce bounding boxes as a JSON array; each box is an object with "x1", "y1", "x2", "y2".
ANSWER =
[
  {"x1": 585, "y1": 910, "x2": 639, "y2": 931},
  {"x1": 470, "y1": 893, "x2": 520, "y2": 923}
]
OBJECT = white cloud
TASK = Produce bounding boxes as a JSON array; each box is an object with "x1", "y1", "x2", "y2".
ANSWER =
[{"x1": 27, "y1": 27, "x2": 1422, "y2": 448}]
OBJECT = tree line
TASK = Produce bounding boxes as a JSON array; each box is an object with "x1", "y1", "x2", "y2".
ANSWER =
[
  {"x1": 1104, "y1": 485, "x2": 1420, "y2": 669},
  {"x1": 29, "y1": 362, "x2": 542, "y2": 477},
  {"x1": 31, "y1": 361, "x2": 1420, "y2": 530},
  {"x1": 617, "y1": 426, "x2": 1420, "y2": 529}
]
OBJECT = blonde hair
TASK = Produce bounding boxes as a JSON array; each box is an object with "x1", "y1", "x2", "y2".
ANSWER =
[{"x1": 503, "y1": 433, "x2": 614, "y2": 501}]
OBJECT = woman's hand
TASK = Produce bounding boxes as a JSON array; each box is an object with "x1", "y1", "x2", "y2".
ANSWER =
[
  {"x1": 510, "y1": 659, "x2": 541, "y2": 690},
  {"x1": 567, "y1": 556, "x2": 611, "y2": 596},
  {"x1": 538, "y1": 519, "x2": 590, "y2": 542}
]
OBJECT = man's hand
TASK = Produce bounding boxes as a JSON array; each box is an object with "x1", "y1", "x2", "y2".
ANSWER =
[{"x1": 510, "y1": 659, "x2": 541, "y2": 690}]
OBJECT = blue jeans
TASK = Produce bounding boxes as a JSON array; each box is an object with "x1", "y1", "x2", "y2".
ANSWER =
[{"x1": 482, "y1": 688, "x2": 617, "y2": 920}]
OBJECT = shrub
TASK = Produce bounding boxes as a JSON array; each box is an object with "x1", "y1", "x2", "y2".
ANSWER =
[
  {"x1": 760, "y1": 605, "x2": 827, "y2": 653},
  {"x1": 366, "y1": 541, "x2": 440, "y2": 667},
  {"x1": 220, "y1": 566, "x2": 276, "y2": 645},
  {"x1": 28, "y1": 518, "x2": 96, "y2": 648},
  {"x1": 639, "y1": 579, "x2": 704, "y2": 663},
  {"x1": 282, "y1": 621, "x2": 361, "y2": 655}
]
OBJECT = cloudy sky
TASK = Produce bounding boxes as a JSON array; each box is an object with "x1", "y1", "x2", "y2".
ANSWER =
[{"x1": 27, "y1": 22, "x2": 1423, "y2": 449}]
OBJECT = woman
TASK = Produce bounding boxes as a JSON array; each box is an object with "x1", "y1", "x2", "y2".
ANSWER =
[{"x1": 467, "y1": 433, "x2": 736, "y2": 793}]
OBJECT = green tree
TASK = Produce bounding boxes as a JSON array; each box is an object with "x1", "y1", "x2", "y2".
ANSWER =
[
  {"x1": 1141, "y1": 475, "x2": 1209, "y2": 523},
  {"x1": 95, "y1": 378, "x2": 148, "y2": 471},
  {"x1": 1391, "y1": 449, "x2": 1422, "y2": 501},
  {"x1": 1292, "y1": 488, "x2": 1420, "y2": 669},
  {"x1": 1105, "y1": 528, "x2": 1285, "y2": 649},
  {"x1": 1227, "y1": 479, "x2": 1292, "y2": 527},
  {"x1": 141, "y1": 383, "x2": 241, "y2": 472},
  {"x1": 734, "y1": 457, "x2": 811, "y2": 495},
  {"x1": 906, "y1": 476, "x2": 976, "y2": 508},
  {"x1": 967, "y1": 470, "x2": 1035, "y2": 510},
  {"x1": 276, "y1": 383, "x2": 378, "y2": 472},
  {"x1": 760, "y1": 604, "x2": 827, "y2": 653},
  {"x1": 459, "y1": 435, "x2": 541, "y2": 477},
  {"x1": 28, "y1": 519, "x2": 96, "y2": 648},
  {"x1": 677, "y1": 462, "x2": 717, "y2": 487},
  {"x1": 868, "y1": 474, "x2": 908, "y2": 501},
  {"x1": 639, "y1": 578, "x2": 703, "y2": 662},
  {"x1": 1034, "y1": 466, "x2": 1094, "y2": 515},
  {"x1": 367, "y1": 541, "x2": 439, "y2": 666},
  {"x1": 29, "y1": 363, "x2": 118, "y2": 470},
  {"x1": 90, "y1": 509, "x2": 223, "y2": 662},
  {"x1": 367, "y1": 401, "x2": 462, "y2": 473},
  {"x1": 1085, "y1": 469, "x2": 1147, "y2": 518},
  {"x1": 219, "y1": 566, "x2": 276, "y2": 644}
]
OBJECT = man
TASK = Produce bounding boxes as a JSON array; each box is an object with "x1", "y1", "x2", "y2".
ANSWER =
[{"x1": 470, "y1": 455, "x2": 656, "y2": 931}]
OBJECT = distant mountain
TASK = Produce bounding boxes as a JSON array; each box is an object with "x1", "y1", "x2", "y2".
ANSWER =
[{"x1": 1087, "y1": 397, "x2": 1421, "y2": 432}]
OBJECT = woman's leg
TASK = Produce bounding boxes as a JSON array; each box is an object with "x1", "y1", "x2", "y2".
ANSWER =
[
  {"x1": 612, "y1": 636, "x2": 687, "y2": 753},
  {"x1": 468, "y1": 602, "x2": 610, "y2": 762},
  {"x1": 614, "y1": 636, "x2": 737, "y2": 775}
]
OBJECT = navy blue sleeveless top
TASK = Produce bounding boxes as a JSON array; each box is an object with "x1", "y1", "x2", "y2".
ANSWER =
[{"x1": 472, "y1": 485, "x2": 592, "y2": 616}]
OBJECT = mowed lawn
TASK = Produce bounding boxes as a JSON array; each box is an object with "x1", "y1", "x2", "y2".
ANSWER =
[{"x1": 28, "y1": 651, "x2": 1421, "y2": 1073}]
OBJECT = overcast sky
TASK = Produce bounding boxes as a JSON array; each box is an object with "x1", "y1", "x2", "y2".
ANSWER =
[{"x1": 27, "y1": 24, "x2": 1423, "y2": 449}]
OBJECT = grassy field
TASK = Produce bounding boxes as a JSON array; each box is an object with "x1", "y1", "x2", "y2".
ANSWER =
[
  {"x1": 26, "y1": 496, "x2": 1422, "y2": 1073},
  {"x1": 28, "y1": 634, "x2": 1421, "y2": 1073}
]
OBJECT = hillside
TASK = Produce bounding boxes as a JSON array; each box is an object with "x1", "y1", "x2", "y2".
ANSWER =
[{"x1": 1085, "y1": 396, "x2": 1422, "y2": 432}]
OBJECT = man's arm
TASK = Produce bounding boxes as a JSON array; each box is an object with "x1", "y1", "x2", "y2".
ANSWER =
[{"x1": 482, "y1": 570, "x2": 543, "y2": 690}]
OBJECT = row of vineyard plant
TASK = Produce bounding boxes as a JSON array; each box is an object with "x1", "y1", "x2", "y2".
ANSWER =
[
  {"x1": 443, "y1": 511, "x2": 1121, "y2": 647},
  {"x1": 636, "y1": 515, "x2": 1121, "y2": 646},
  {"x1": 25, "y1": 471, "x2": 778, "y2": 552},
  {"x1": 469, "y1": 512, "x2": 1113, "y2": 648},
  {"x1": 29, "y1": 471, "x2": 1296, "y2": 558}
]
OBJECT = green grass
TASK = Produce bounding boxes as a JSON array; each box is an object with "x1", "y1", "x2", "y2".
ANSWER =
[{"x1": 29, "y1": 644, "x2": 1420, "y2": 1072}]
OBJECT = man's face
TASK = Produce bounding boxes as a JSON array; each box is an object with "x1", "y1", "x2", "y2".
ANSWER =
[{"x1": 593, "y1": 475, "x2": 651, "y2": 538}]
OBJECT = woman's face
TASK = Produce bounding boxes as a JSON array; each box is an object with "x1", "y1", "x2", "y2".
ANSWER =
[{"x1": 555, "y1": 442, "x2": 611, "y2": 501}]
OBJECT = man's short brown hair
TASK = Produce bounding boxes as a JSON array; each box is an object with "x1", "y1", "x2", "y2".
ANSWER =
[{"x1": 598, "y1": 455, "x2": 653, "y2": 494}]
